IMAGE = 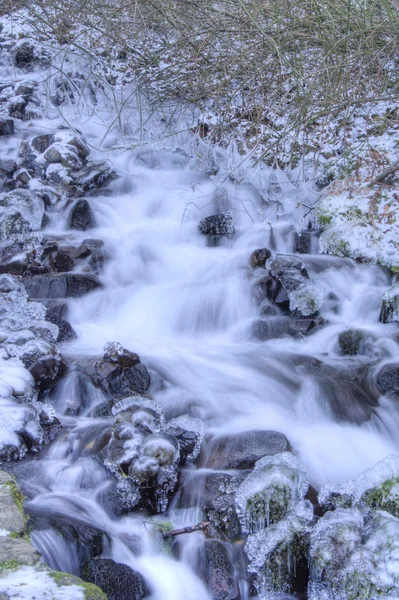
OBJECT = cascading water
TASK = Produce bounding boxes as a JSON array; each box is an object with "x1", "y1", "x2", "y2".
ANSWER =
[{"x1": 1, "y1": 16, "x2": 399, "y2": 600}]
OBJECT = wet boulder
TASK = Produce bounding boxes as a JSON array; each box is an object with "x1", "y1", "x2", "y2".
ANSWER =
[
  {"x1": 72, "y1": 160, "x2": 115, "y2": 191},
  {"x1": 82, "y1": 558, "x2": 150, "y2": 600},
  {"x1": 69, "y1": 198, "x2": 95, "y2": 231},
  {"x1": 88, "y1": 343, "x2": 150, "y2": 399},
  {"x1": 28, "y1": 353, "x2": 68, "y2": 391},
  {"x1": 0, "y1": 118, "x2": 14, "y2": 136},
  {"x1": 338, "y1": 328, "x2": 366, "y2": 355},
  {"x1": 202, "y1": 430, "x2": 289, "y2": 470},
  {"x1": 51, "y1": 251, "x2": 74, "y2": 273},
  {"x1": 165, "y1": 415, "x2": 204, "y2": 463},
  {"x1": 197, "y1": 540, "x2": 240, "y2": 600},
  {"x1": 45, "y1": 312, "x2": 77, "y2": 343},
  {"x1": 24, "y1": 273, "x2": 102, "y2": 299},
  {"x1": 380, "y1": 282, "x2": 399, "y2": 323},
  {"x1": 252, "y1": 316, "x2": 323, "y2": 341},
  {"x1": 31, "y1": 133, "x2": 55, "y2": 154},
  {"x1": 257, "y1": 254, "x2": 325, "y2": 317},
  {"x1": 180, "y1": 471, "x2": 244, "y2": 539},
  {"x1": 305, "y1": 361, "x2": 379, "y2": 424},
  {"x1": 199, "y1": 213, "x2": 235, "y2": 236},
  {"x1": 250, "y1": 248, "x2": 271, "y2": 269},
  {"x1": 376, "y1": 363, "x2": 399, "y2": 393}
]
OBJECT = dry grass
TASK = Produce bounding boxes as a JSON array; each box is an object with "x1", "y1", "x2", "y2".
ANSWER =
[{"x1": 17, "y1": 0, "x2": 399, "y2": 163}]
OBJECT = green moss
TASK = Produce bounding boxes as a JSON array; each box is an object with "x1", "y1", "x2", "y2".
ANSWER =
[
  {"x1": 4, "y1": 480, "x2": 25, "y2": 515},
  {"x1": 247, "y1": 486, "x2": 290, "y2": 529},
  {"x1": 9, "y1": 531, "x2": 31, "y2": 542},
  {"x1": 0, "y1": 559, "x2": 20, "y2": 574},
  {"x1": 318, "y1": 213, "x2": 333, "y2": 227},
  {"x1": 49, "y1": 571, "x2": 107, "y2": 600},
  {"x1": 258, "y1": 532, "x2": 308, "y2": 596},
  {"x1": 362, "y1": 477, "x2": 399, "y2": 517}
]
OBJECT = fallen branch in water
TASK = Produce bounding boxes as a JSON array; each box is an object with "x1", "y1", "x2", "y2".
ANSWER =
[
  {"x1": 367, "y1": 158, "x2": 399, "y2": 187},
  {"x1": 163, "y1": 521, "x2": 211, "y2": 538}
]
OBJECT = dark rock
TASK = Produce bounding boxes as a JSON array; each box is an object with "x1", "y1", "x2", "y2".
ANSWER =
[
  {"x1": 199, "y1": 213, "x2": 235, "y2": 236},
  {"x1": 24, "y1": 273, "x2": 102, "y2": 299},
  {"x1": 250, "y1": 248, "x2": 271, "y2": 269},
  {"x1": 82, "y1": 558, "x2": 150, "y2": 600},
  {"x1": 252, "y1": 316, "x2": 323, "y2": 341},
  {"x1": 9, "y1": 96, "x2": 27, "y2": 119},
  {"x1": 0, "y1": 159, "x2": 17, "y2": 175},
  {"x1": 31, "y1": 134, "x2": 55, "y2": 153},
  {"x1": 29, "y1": 355, "x2": 68, "y2": 391},
  {"x1": 269, "y1": 254, "x2": 308, "y2": 278},
  {"x1": 165, "y1": 426, "x2": 200, "y2": 462},
  {"x1": 338, "y1": 329, "x2": 365, "y2": 355},
  {"x1": 45, "y1": 313, "x2": 77, "y2": 343},
  {"x1": 180, "y1": 471, "x2": 244, "y2": 539},
  {"x1": 69, "y1": 199, "x2": 94, "y2": 231},
  {"x1": 202, "y1": 430, "x2": 289, "y2": 470},
  {"x1": 14, "y1": 41, "x2": 35, "y2": 67},
  {"x1": 0, "y1": 118, "x2": 14, "y2": 136},
  {"x1": 88, "y1": 359, "x2": 150, "y2": 399},
  {"x1": 295, "y1": 230, "x2": 320, "y2": 254},
  {"x1": 309, "y1": 363, "x2": 379, "y2": 424},
  {"x1": 0, "y1": 435, "x2": 27, "y2": 461},
  {"x1": 198, "y1": 540, "x2": 239, "y2": 600},
  {"x1": 45, "y1": 300, "x2": 68, "y2": 319},
  {"x1": 377, "y1": 363, "x2": 399, "y2": 394},
  {"x1": 52, "y1": 252, "x2": 74, "y2": 272},
  {"x1": 73, "y1": 161, "x2": 115, "y2": 190}
]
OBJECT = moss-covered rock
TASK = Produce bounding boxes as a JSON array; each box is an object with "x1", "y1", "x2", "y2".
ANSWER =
[
  {"x1": 246, "y1": 508, "x2": 312, "y2": 598},
  {"x1": 338, "y1": 329, "x2": 365, "y2": 355},
  {"x1": 236, "y1": 451, "x2": 309, "y2": 534},
  {"x1": 309, "y1": 508, "x2": 399, "y2": 600}
]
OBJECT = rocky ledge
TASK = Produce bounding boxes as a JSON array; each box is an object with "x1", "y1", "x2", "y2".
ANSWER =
[{"x1": 0, "y1": 470, "x2": 106, "y2": 599}]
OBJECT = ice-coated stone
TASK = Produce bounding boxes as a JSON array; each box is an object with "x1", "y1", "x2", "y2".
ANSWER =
[
  {"x1": 246, "y1": 504, "x2": 312, "y2": 599},
  {"x1": 288, "y1": 280, "x2": 325, "y2": 317},
  {"x1": 103, "y1": 341, "x2": 124, "y2": 362},
  {"x1": 0, "y1": 190, "x2": 44, "y2": 239},
  {"x1": 309, "y1": 508, "x2": 399, "y2": 600},
  {"x1": 43, "y1": 142, "x2": 83, "y2": 170},
  {"x1": 166, "y1": 415, "x2": 204, "y2": 462},
  {"x1": 128, "y1": 455, "x2": 159, "y2": 483},
  {"x1": 53, "y1": 130, "x2": 90, "y2": 160},
  {"x1": 236, "y1": 451, "x2": 309, "y2": 534},
  {"x1": 141, "y1": 433, "x2": 180, "y2": 467},
  {"x1": 380, "y1": 282, "x2": 399, "y2": 323},
  {"x1": 319, "y1": 454, "x2": 399, "y2": 517}
]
